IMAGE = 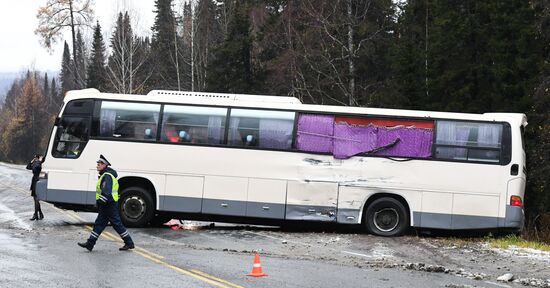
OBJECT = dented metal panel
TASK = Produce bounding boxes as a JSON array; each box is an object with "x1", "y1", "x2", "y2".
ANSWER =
[{"x1": 286, "y1": 181, "x2": 338, "y2": 221}]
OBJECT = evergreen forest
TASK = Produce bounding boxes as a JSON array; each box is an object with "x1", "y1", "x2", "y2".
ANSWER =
[{"x1": 0, "y1": 0, "x2": 549, "y2": 241}]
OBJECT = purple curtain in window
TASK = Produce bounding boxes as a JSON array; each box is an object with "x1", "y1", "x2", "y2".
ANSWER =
[
  {"x1": 333, "y1": 124, "x2": 377, "y2": 159},
  {"x1": 375, "y1": 127, "x2": 433, "y2": 158},
  {"x1": 297, "y1": 113, "x2": 434, "y2": 159},
  {"x1": 296, "y1": 114, "x2": 334, "y2": 153}
]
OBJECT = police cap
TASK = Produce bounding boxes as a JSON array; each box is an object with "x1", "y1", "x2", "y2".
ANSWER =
[{"x1": 97, "y1": 154, "x2": 111, "y2": 166}]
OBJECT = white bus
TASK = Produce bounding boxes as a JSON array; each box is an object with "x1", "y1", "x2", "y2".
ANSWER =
[{"x1": 36, "y1": 89, "x2": 527, "y2": 236}]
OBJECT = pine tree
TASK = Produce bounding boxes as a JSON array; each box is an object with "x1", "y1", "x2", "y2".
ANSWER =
[
  {"x1": 416, "y1": 1, "x2": 537, "y2": 113},
  {"x1": 74, "y1": 30, "x2": 87, "y2": 88},
  {"x1": 49, "y1": 77, "x2": 61, "y2": 114},
  {"x1": 389, "y1": 0, "x2": 430, "y2": 110},
  {"x1": 61, "y1": 41, "x2": 76, "y2": 96},
  {"x1": 87, "y1": 21, "x2": 107, "y2": 90},
  {"x1": 206, "y1": 0, "x2": 260, "y2": 93},
  {"x1": 150, "y1": 0, "x2": 180, "y2": 90},
  {"x1": 523, "y1": 0, "x2": 550, "y2": 234},
  {"x1": 43, "y1": 72, "x2": 50, "y2": 98}
]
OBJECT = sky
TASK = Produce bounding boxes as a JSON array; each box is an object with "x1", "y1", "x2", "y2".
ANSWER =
[{"x1": 0, "y1": 0, "x2": 157, "y2": 73}]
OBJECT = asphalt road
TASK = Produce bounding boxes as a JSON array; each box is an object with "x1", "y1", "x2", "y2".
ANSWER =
[{"x1": 0, "y1": 162, "x2": 545, "y2": 288}]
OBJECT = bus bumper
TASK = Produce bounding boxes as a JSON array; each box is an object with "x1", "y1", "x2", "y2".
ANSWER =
[
  {"x1": 35, "y1": 179, "x2": 97, "y2": 212},
  {"x1": 36, "y1": 179, "x2": 48, "y2": 201},
  {"x1": 500, "y1": 205, "x2": 524, "y2": 230}
]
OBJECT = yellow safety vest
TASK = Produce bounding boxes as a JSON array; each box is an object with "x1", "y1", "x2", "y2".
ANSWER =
[{"x1": 96, "y1": 172, "x2": 119, "y2": 202}]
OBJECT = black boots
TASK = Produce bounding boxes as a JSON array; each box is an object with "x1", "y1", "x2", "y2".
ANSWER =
[
  {"x1": 78, "y1": 241, "x2": 94, "y2": 252},
  {"x1": 119, "y1": 243, "x2": 135, "y2": 251},
  {"x1": 30, "y1": 210, "x2": 43, "y2": 221}
]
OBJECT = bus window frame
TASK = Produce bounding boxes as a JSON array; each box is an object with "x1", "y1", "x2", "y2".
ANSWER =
[
  {"x1": 431, "y1": 119, "x2": 511, "y2": 166},
  {"x1": 52, "y1": 115, "x2": 92, "y2": 159},
  {"x1": 83, "y1": 98, "x2": 513, "y2": 166}
]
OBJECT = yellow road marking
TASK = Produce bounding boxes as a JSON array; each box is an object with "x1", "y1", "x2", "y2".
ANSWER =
[
  {"x1": 66, "y1": 211, "x2": 165, "y2": 260},
  {"x1": 3, "y1": 182, "x2": 245, "y2": 288},
  {"x1": 190, "y1": 269, "x2": 246, "y2": 288},
  {"x1": 133, "y1": 250, "x2": 232, "y2": 288}
]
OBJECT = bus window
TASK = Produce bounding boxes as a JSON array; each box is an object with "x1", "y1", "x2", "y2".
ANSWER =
[
  {"x1": 434, "y1": 121, "x2": 503, "y2": 163},
  {"x1": 99, "y1": 101, "x2": 161, "y2": 141},
  {"x1": 53, "y1": 116, "x2": 90, "y2": 158},
  {"x1": 228, "y1": 109, "x2": 295, "y2": 150},
  {"x1": 162, "y1": 105, "x2": 227, "y2": 144}
]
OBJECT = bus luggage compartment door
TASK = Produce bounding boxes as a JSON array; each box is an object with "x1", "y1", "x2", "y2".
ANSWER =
[
  {"x1": 285, "y1": 181, "x2": 338, "y2": 222},
  {"x1": 246, "y1": 178, "x2": 287, "y2": 219},
  {"x1": 202, "y1": 176, "x2": 248, "y2": 216}
]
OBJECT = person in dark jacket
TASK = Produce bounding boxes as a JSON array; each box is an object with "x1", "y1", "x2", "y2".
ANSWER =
[
  {"x1": 78, "y1": 155, "x2": 135, "y2": 252},
  {"x1": 26, "y1": 154, "x2": 43, "y2": 220}
]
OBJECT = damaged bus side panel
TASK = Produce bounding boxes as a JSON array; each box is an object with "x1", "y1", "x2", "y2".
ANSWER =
[{"x1": 37, "y1": 89, "x2": 527, "y2": 236}]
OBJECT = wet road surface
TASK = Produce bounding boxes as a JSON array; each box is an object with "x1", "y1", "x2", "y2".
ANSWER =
[{"x1": 1, "y1": 163, "x2": 548, "y2": 288}]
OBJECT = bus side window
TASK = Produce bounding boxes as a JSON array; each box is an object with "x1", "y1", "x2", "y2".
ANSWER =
[
  {"x1": 99, "y1": 101, "x2": 161, "y2": 141},
  {"x1": 228, "y1": 109, "x2": 295, "y2": 150},
  {"x1": 434, "y1": 121, "x2": 503, "y2": 163},
  {"x1": 162, "y1": 105, "x2": 227, "y2": 145}
]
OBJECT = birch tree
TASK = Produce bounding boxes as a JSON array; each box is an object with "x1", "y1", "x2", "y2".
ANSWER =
[{"x1": 106, "y1": 12, "x2": 152, "y2": 94}]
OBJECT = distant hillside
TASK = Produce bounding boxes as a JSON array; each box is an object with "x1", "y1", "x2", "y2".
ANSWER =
[
  {"x1": 0, "y1": 72, "x2": 18, "y2": 102},
  {"x1": 0, "y1": 71, "x2": 59, "y2": 104}
]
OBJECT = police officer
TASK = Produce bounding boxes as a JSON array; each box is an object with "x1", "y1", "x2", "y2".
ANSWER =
[{"x1": 78, "y1": 155, "x2": 135, "y2": 251}]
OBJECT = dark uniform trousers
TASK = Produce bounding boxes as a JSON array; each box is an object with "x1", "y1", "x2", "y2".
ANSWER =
[{"x1": 87, "y1": 201, "x2": 134, "y2": 247}]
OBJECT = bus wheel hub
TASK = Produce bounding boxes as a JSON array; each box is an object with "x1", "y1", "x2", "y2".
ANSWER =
[{"x1": 123, "y1": 196, "x2": 146, "y2": 219}]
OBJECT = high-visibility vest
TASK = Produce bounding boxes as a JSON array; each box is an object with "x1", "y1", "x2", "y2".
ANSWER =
[{"x1": 96, "y1": 172, "x2": 119, "y2": 202}]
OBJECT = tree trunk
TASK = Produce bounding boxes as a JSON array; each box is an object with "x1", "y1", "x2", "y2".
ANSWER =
[{"x1": 347, "y1": 0, "x2": 355, "y2": 106}]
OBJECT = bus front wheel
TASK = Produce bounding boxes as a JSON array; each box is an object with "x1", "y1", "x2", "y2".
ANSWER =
[
  {"x1": 119, "y1": 186, "x2": 155, "y2": 228},
  {"x1": 365, "y1": 197, "x2": 409, "y2": 237}
]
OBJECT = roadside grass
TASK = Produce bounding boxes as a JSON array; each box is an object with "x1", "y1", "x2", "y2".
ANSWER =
[{"x1": 485, "y1": 234, "x2": 550, "y2": 252}]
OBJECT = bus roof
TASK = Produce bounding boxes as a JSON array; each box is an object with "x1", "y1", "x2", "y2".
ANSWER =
[{"x1": 64, "y1": 89, "x2": 527, "y2": 126}]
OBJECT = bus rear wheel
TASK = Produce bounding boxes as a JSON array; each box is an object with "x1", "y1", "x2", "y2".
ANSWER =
[
  {"x1": 119, "y1": 186, "x2": 154, "y2": 228},
  {"x1": 365, "y1": 197, "x2": 409, "y2": 237}
]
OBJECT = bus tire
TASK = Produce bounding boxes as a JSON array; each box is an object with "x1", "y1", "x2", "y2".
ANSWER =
[
  {"x1": 365, "y1": 197, "x2": 409, "y2": 237},
  {"x1": 119, "y1": 186, "x2": 155, "y2": 228}
]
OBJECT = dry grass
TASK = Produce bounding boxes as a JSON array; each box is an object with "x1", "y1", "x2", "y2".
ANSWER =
[{"x1": 487, "y1": 234, "x2": 550, "y2": 252}]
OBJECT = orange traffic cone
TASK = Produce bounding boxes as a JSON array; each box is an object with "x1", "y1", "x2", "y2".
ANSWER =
[{"x1": 246, "y1": 253, "x2": 267, "y2": 277}]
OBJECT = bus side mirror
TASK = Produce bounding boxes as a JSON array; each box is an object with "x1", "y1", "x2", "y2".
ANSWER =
[{"x1": 54, "y1": 117, "x2": 61, "y2": 126}]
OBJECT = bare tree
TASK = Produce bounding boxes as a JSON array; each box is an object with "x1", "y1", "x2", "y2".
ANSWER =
[
  {"x1": 106, "y1": 12, "x2": 152, "y2": 94},
  {"x1": 216, "y1": 0, "x2": 236, "y2": 39},
  {"x1": 36, "y1": 0, "x2": 94, "y2": 86},
  {"x1": 191, "y1": 0, "x2": 223, "y2": 91},
  {"x1": 293, "y1": 0, "x2": 388, "y2": 106}
]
